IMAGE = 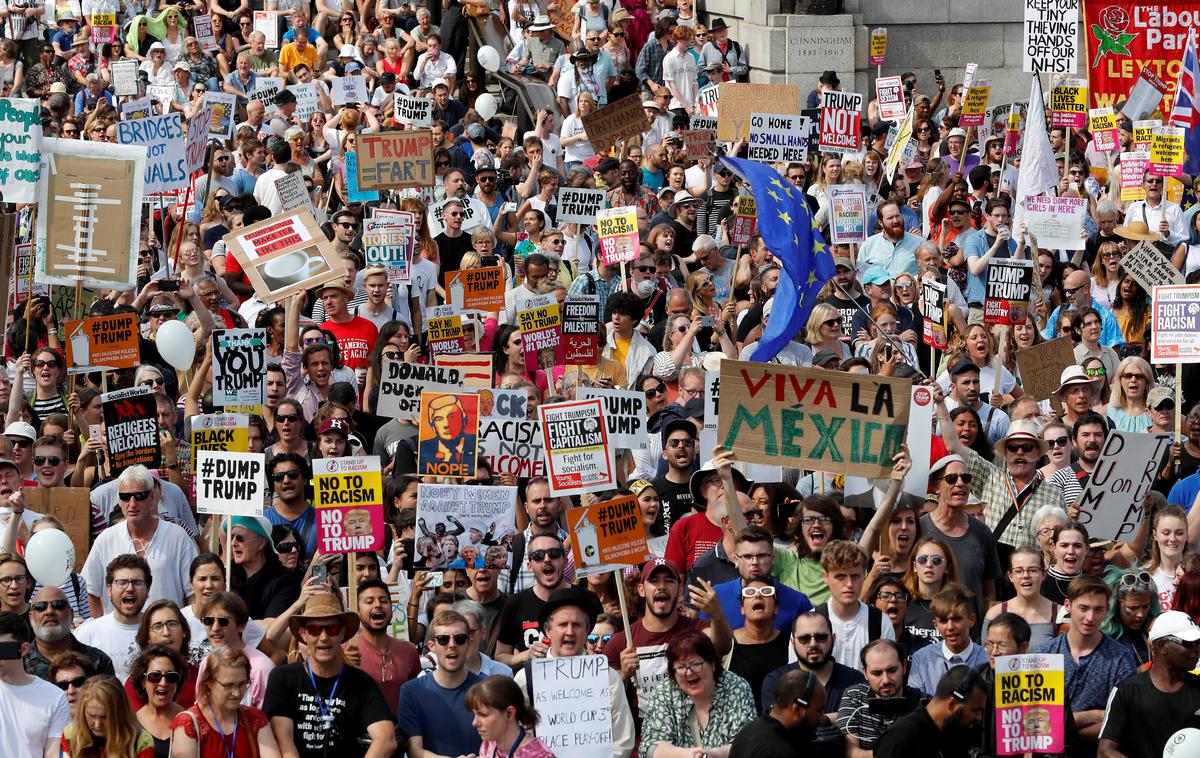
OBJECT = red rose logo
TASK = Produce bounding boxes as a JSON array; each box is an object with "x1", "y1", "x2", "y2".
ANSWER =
[{"x1": 1099, "y1": 5, "x2": 1128, "y2": 34}]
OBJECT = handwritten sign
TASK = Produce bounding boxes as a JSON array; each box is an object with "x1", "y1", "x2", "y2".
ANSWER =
[
  {"x1": 313, "y1": 456, "x2": 384, "y2": 553},
  {"x1": 530, "y1": 655, "x2": 613, "y2": 758},
  {"x1": 1022, "y1": 195, "x2": 1085, "y2": 250},
  {"x1": 1022, "y1": 0, "x2": 1078, "y2": 74},
  {"x1": 747, "y1": 113, "x2": 808, "y2": 164},
  {"x1": 0, "y1": 99, "x2": 42, "y2": 202},
  {"x1": 1120, "y1": 241, "x2": 1184, "y2": 293},
  {"x1": 117, "y1": 113, "x2": 187, "y2": 195},
  {"x1": 716, "y1": 83, "x2": 801, "y2": 142},
  {"x1": 581, "y1": 94, "x2": 650, "y2": 157},
  {"x1": 1015, "y1": 337, "x2": 1076, "y2": 402},
  {"x1": 356, "y1": 130, "x2": 435, "y2": 191},
  {"x1": 1076, "y1": 431, "x2": 1174, "y2": 541},
  {"x1": 376, "y1": 360, "x2": 463, "y2": 420}
]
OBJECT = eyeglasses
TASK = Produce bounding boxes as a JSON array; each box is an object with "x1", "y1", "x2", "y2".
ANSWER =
[
  {"x1": 144, "y1": 670, "x2": 182, "y2": 684},
  {"x1": 55, "y1": 676, "x2": 88, "y2": 690},
  {"x1": 32, "y1": 359, "x2": 58, "y2": 368},
  {"x1": 875, "y1": 590, "x2": 908, "y2": 601},
  {"x1": 140, "y1": 377, "x2": 166, "y2": 387},
  {"x1": 434, "y1": 633, "x2": 470, "y2": 646},
  {"x1": 276, "y1": 541, "x2": 299, "y2": 553},
  {"x1": 230, "y1": 534, "x2": 247, "y2": 544},
  {"x1": 666, "y1": 438, "x2": 695, "y2": 448},
  {"x1": 0, "y1": 575, "x2": 26, "y2": 586},
  {"x1": 34, "y1": 456, "x2": 62, "y2": 466},
  {"x1": 31, "y1": 599, "x2": 69, "y2": 612},
  {"x1": 119, "y1": 490, "x2": 152, "y2": 502},
  {"x1": 1064, "y1": 284, "x2": 1087, "y2": 295},
  {"x1": 587, "y1": 633, "x2": 613, "y2": 644},
  {"x1": 303, "y1": 621, "x2": 343, "y2": 637},
  {"x1": 152, "y1": 311, "x2": 179, "y2": 319},
  {"x1": 276, "y1": 413, "x2": 302, "y2": 423},
  {"x1": 737, "y1": 551, "x2": 771, "y2": 563},
  {"x1": 1045, "y1": 435, "x2": 1069, "y2": 448},
  {"x1": 983, "y1": 640, "x2": 1015, "y2": 652},
  {"x1": 149, "y1": 620, "x2": 182, "y2": 633},
  {"x1": 530, "y1": 548, "x2": 564, "y2": 562},
  {"x1": 644, "y1": 385, "x2": 666, "y2": 398},
  {"x1": 1010, "y1": 567, "x2": 1042, "y2": 577},
  {"x1": 940, "y1": 473, "x2": 973, "y2": 485},
  {"x1": 435, "y1": 160, "x2": 450, "y2": 167},
  {"x1": 740, "y1": 585, "x2": 776, "y2": 598},
  {"x1": 673, "y1": 660, "x2": 707, "y2": 674},
  {"x1": 112, "y1": 578, "x2": 147, "y2": 588},
  {"x1": 915, "y1": 554, "x2": 945, "y2": 566},
  {"x1": 800, "y1": 515, "x2": 832, "y2": 525},
  {"x1": 1006, "y1": 442, "x2": 1038, "y2": 454},
  {"x1": 215, "y1": 678, "x2": 249, "y2": 691},
  {"x1": 794, "y1": 633, "x2": 830, "y2": 644}
]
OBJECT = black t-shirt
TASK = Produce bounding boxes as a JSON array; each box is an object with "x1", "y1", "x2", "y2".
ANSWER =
[
  {"x1": 819, "y1": 293, "x2": 871, "y2": 342},
  {"x1": 728, "y1": 632, "x2": 790, "y2": 712},
  {"x1": 263, "y1": 663, "x2": 393, "y2": 758},
  {"x1": 433, "y1": 231, "x2": 474, "y2": 285},
  {"x1": 1098, "y1": 671, "x2": 1200, "y2": 758},
  {"x1": 231, "y1": 558, "x2": 302, "y2": 619},
  {"x1": 495, "y1": 587, "x2": 546, "y2": 652},
  {"x1": 652, "y1": 475, "x2": 693, "y2": 532},
  {"x1": 669, "y1": 220, "x2": 697, "y2": 261}
]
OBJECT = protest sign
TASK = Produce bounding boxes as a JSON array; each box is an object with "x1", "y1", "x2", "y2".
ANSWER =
[
  {"x1": 205, "y1": 92, "x2": 237, "y2": 140},
  {"x1": 828, "y1": 185, "x2": 867, "y2": 244},
  {"x1": 196, "y1": 451, "x2": 265, "y2": 517},
  {"x1": 696, "y1": 84, "x2": 720, "y2": 118},
  {"x1": 994, "y1": 654, "x2": 1065, "y2": 755},
  {"x1": 1015, "y1": 337, "x2": 1077, "y2": 402},
  {"x1": 596, "y1": 206, "x2": 640, "y2": 265},
  {"x1": 1132, "y1": 120, "x2": 1159, "y2": 151},
  {"x1": 90, "y1": 12, "x2": 116, "y2": 43},
  {"x1": 479, "y1": 417, "x2": 546, "y2": 479},
  {"x1": 289, "y1": 82, "x2": 320, "y2": 121},
  {"x1": 1023, "y1": 0, "x2": 1078, "y2": 74},
  {"x1": 1119, "y1": 151, "x2": 1149, "y2": 201},
  {"x1": 1003, "y1": 109, "x2": 1021, "y2": 156},
  {"x1": 23, "y1": 487, "x2": 89, "y2": 572},
  {"x1": 728, "y1": 195, "x2": 757, "y2": 247},
  {"x1": 345, "y1": 152, "x2": 379, "y2": 203},
  {"x1": 718, "y1": 360, "x2": 911, "y2": 478},
  {"x1": 875, "y1": 77, "x2": 905, "y2": 123},
  {"x1": 1123, "y1": 68, "x2": 1169, "y2": 121},
  {"x1": 356, "y1": 130, "x2": 435, "y2": 191},
  {"x1": 434, "y1": 353, "x2": 493, "y2": 388},
  {"x1": 819, "y1": 90, "x2": 863, "y2": 154},
  {"x1": 539, "y1": 399, "x2": 616, "y2": 496},
  {"x1": 428, "y1": 313, "x2": 466, "y2": 356},
  {"x1": 0, "y1": 99, "x2": 40, "y2": 203},
  {"x1": 385, "y1": 582, "x2": 410, "y2": 640},
  {"x1": 562, "y1": 295, "x2": 601, "y2": 365},
  {"x1": 869, "y1": 28, "x2": 887, "y2": 65},
  {"x1": 8, "y1": 243, "x2": 47, "y2": 308},
  {"x1": 556, "y1": 188, "x2": 606, "y2": 224},
  {"x1": 581, "y1": 94, "x2": 651, "y2": 156},
  {"x1": 1088, "y1": 107, "x2": 1118, "y2": 151},
  {"x1": 110, "y1": 60, "x2": 139, "y2": 97},
  {"x1": 117, "y1": 113, "x2": 187, "y2": 195},
  {"x1": 1048, "y1": 78, "x2": 1087, "y2": 128},
  {"x1": 211, "y1": 328, "x2": 266, "y2": 411},
  {"x1": 1022, "y1": 196, "x2": 1086, "y2": 250},
  {"x1": 577, "y1": 388, "x2": 648, "y2": 451},
  {"x1": 376, "y1": 360, "x2": 463, "y2": 420},
  {"x1": 102, "y1": 386, "x2": 161, "y2": 473},
  {"x1": 393, "y1": 93, "x2": 432, "y2": 127},
  {"x1": 747, "y1": 113, "x2": 808, "y2": 164},
  {"x1": 414, "y1": 483, "x2": 517, "y2": 572},
  {"x1": 331, "y1": 76, "x2": 368, "y2": 105},
  {"x1": 679, "y1": 129, "x2": 714, "y2": 158},
  {"x1": 984, "y1": 259, "x2": 1035, "y2": 326},
  {"x1": 64, "y1": 314, "x2": 138, "y2": 374},
  {"x1": 189, "y1": 414, "x2": 250, "y2": 477},
  {"x1": 248, "y1": 77, "x2": 283, "y2": 113},
  {"x1": 716, "y1": 83, "x2": 800, "y2": 142},
  {"x1": 313, "y1": 457, "x2": 384, "y2": 554},
  {"x1": 362, "y1": 216, "x2": 414, "y2": 282},
  {"x1": 959, "y1": 80, "x2": 991, "y2": 127},
  {"x1": 193, "y1": 13, "x2": 217, "y2": 51},
  {"x1": 1120, "y1": 241, "x2": 1185, "y2": 292},
  {"x1": 275, "y1": 171, "x2": 314, "y2": 214},
  {"x1": 147, "y1": 85, "x2": 173, "y2": 110},
  {"x1": 699, "y1": 370, "x2": 720, "y2": 471},
  {"x1": 1150, "y1": 285, "x2": 1200, "y2": 363},
  {"x1": 883, "y1": 107, "x2": 915, "y2": 182},
  {"x1": 477, "y1": 390, "x2": 529, "y2": 420},
  {"x1": 224, "y1": 209, "x2": 344, "y2": 303},
  {"x1": 448, "y1": 266, "x2": 505, "y2": 312},
  {"x1": 921, "y1": 278, "x2": 948, "y2": 349},
  {"x1": 1149, "y1": 126, "x2": 1185, "y2": 177},
  {"x1": 530, "y1": 655, "x2": 614, "y2": 758},
  {"x1": 427, "y1": 195, "x2": 488, "y2": 236},
  {"x1": 1084, "y1": 1, "x2": 1193, "y2": 121},
  {"x1": 518, "y1": 293, "x2": 564, "y2": 371},
  {"x1": 548, "y1": 1, "x2": 575, "y2": 39},
  {"x1": 37, "y1": 139, "x2": 144, "y2": 290},
  {"x1": 1076, "y1": 431, "x2": 1174, "y2": 541},
  {"x1": 417, "y1": 391, "x2": 480, "y2": 479},
  {"x1": 253, "y1": 11, "x2": 278, "y2": 47}
]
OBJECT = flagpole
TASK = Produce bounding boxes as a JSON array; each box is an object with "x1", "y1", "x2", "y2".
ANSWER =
[{"x1": 831, "y1": 278, "x2": 928, "y2": 380}]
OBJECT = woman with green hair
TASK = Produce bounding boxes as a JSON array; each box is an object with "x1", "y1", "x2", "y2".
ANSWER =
[
  {"x1": 125, "y1": 6, "x2": 188, "y2": 63},
  {"x1": 1101, "y1": 566, "x2": 1161, "y2": 669}
]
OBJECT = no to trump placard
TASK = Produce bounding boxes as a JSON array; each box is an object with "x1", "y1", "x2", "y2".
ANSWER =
[
  {"x1": 196, "y1": 451, "x2": 265, "y2": 516},
  {"x1": 376, "y1": 360, "x2": 463, "y2": 420},
  {"x1": 1088, "y1": 107, "x2": 1118, "y2": 151},
  {"x1": 747, "y1": 113, "x2": 808, "y2": 164},
  {"x1": 313, "y1": 456, "x2": 384, "y2": 553},
  {"x1": 1151, "y1": 285, "x2": 1200, "y2": 363},
  {"x1": 596, "y1": 206, "x2": 640, "y2": 265},
  {"x1": 539, "y1": 399, "x2": 615, "y2": 496},
  {"x1": 1023, "y1": 0, "x2": 1078, "y2": 74},
  {"x1": 994, "y1": 654, "x2": 1065, "y2": 755},
  {"x1": 556, "y1": 187, "x2": 606, "y2": 224},
  {"x1": 530, "y1": 655, "x2": 614, "y2": 758},
  {"x1": 569, "y1": 495, "x2": 649, "y2": 577},
  {"x1": 819, "y1": 90, "x2": 863, "y2": 154},
  {"x1": 64, "y1": 313, "x2": 139, "y2": 374},
  {"x1": 356, "y1": 130, "x2": 435, "y2": 190},
  {"x1": 577, "y1": 388, "x2": 648, "y2": 451},
  {"x1": 717, "y1": 360, "x2": 911, "y2": 479},
  {"x1": 1074, "y1": 431, "x2": 1174, "y2": 542},
  {"x1": 984, "y1": 258, "x2": 1035, "y2": 326}
]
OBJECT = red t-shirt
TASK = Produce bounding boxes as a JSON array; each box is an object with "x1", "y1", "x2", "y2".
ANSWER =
[
  {"x1": 664, "y1": 511, "x2": 722, "y2": 574},
  {"x1": 322, "y1": 316, "x2": 379, "y2": 370}
]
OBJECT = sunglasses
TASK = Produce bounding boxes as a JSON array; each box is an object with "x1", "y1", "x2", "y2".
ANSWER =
[
  {"x1": 270, "y1": 469, "x2": 303, "y2": 482},
  {"x1": 948, "y1": 209, "x2": 969, "y2": 216},
  {"x1": 823, "y1": 318, "x2": 841, "y2": 328},
  {"x1": 743, "y1": 508, "x2": 765, "y2": 521},
  {"x1": 34, "y1": 456, "x2": 62, "y2": 466},
  {"x1": 276, "y1": 541, "x2": 299, "y2": 552},
  {"x1": 55, "y1": 676, "x2": 88, "y2": 690},
  {"x1": 1085, "y1": 367, "x2": 1105, "y2": 377},
  {"x1": 276, "y1": 413, "x2": 302, "y2": 423},
  {"x1": 435, "y1": 160, "x2": 450, "y2": 167},
  {"x1": 1006, "y1": 441, "x2": 1038, "y2": 454},
  {"x1": 1045, "y1": 435, "x2": 1070, "y2": 448},
  {"x1": 202, "y1": 616, "x2": 233, "y2": 628},
  {"x1": 740, "y1": 585, "x2": 775, "y2": 598},
  {"x1": 940, "y1": 472, "x2": 973, "y2": 485},
  {"x1": 795, "y1": 633, "x2": 830, "y2": 644},
  {"x1": 915, "y1": 554, "x2": 945, "y2": 566},
  {"x1": 1120, "y1": 571, "x2": 1153, "y2": 589},
  {"x1": 634, "y1": 265, "x2": 657, "y2": 274},
  {"x1": 530, "y1": 548, "x2": 565, "y2": 562},
  {"x1": 32, "y1": 359, "x2": 59, "y2": 368},
  {"x1": 644, "y1": 385, "x2": 666, "y2": 397},
  {"x1": 140, "y1": 377, "x2": 166, "y2": 387},
  {"x1": 337, "y1": 222, "x2": 356, "y2": 229},
  {"x1": 303, "y1": 621, "x2": 343, "y2": 637},
  {"x1": 143, "y1": 670, "x2": 182, "y2": 684},
  {"x1": 666, "y1": 438, "x2": 695, "y2": 448},
  {"x1": 118, "y1": 490, "x2": 152, "y2": 502},
  {"x1": 7, "y1": 438, "x2": 31, "y2": 448},
  {"x1": 434, "y1": 633, "x2": 470, "y2": 646},
  {"x1": 1167, "y1": 635, "x2": 1200, "y2": 649},
  {"x1": 587, "y1": 633, "x2": 613, "y2": 644},
  {"x1": 31, "y1": 599, "x2": 70, "y2": 612}
]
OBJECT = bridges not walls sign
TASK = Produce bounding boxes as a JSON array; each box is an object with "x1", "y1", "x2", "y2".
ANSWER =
[{"x1": 717, "y1": 360, "x2": 911, "y2": 478}]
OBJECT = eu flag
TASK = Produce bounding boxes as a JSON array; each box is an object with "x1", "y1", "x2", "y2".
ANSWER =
[{"x1": 720, "y1": 156, "x2": 835, "y2": 363}]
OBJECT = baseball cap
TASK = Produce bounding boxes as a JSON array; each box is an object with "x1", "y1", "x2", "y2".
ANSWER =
[
  {"x1": 1148, "y1": 387, "x2": 1174, "y2": 410},
  {"x1": 466, "y1": 123, "x2": 485, "y2": 141},
  {"x1": 316, "y1": 417, "x2": 350, "y2": 437},
  {"x1": 661, "y1": 418, "x2": 697, "y2": 446},
  {"x1": 812, "y1": 348, "x2": 841, "y2": 367},
  {"x1": 1150, "y1": 610, "x2": 1200, "y2": 642},
  {"x1": 949, "y1": 359, "x2": 981, "y2": 377},
  {"x1": 597, "y1": 157, "x2": 620, "y2": 173},
  {"x1": 834, "y1": 256, "x2": 853, "y2": 270},
  {"x1": 862, "y1": 266, "x2": 892, "y2": 286},
  {"x1": 640, "y1": 557, "x2": 681, "y2": 582}
]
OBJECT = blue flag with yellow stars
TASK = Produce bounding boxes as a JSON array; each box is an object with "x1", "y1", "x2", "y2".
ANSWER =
[{"x1": 719, "y1": 156, "x2": 835, "y2": 363}]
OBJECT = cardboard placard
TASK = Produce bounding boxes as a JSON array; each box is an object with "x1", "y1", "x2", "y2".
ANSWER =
[
  {"x1": 64, "y1": 313, "x2": 139, "y2": 374},
  {"x1": 117, "y1": 113, "x2": 187, "y2": 195},
  {"x1": 313, "y1": 456, "x2": 384, "y2": 553},
  {"x1": 716, "y1": 83, "x2": 801, "y2": 142},
  {"x1": 413, "y1": 483, "x2": 517, "y2": 571},
  {"x1": 983, "y1": 258, "x2": 1035, "y2": 326},
  {"x1": 102, "y1": 386, "x2": 161, "y2": 474},
  {"x1": 556, "y1": 187, "x2": 606, "y2": 225},
  {"x1": 875, "y1": 76, "x2": 905, "y2": 123},
  {"x1": 577, "y1": 387, "x2": 648, "y2": 451},
  {"x1": 196, "y1": 450, "x2": 266, "y2": 516},
  {"x1": 248, "y1": 77, "x2": 283, "y2": 114},
  {"x1": 596, "y1": 206, "x2": 639, "y2": 265},
  {"x1": 679, "y1": 128, "x2": 715, "y2": 158},
  {"x1": 23, "y1": 487, "x2": 89, "y2": 571},
  {"x1": 1014, "y1": 337, "x2": 1076, "y2": 402},
  {"x1": 223, "y1": 209, "x2": 345, "y2": 304},
  {"x1": 829, "y1": 184, "x2": 867, "y2": 244},
  {"x1": 393, "y1": 93, "x2": 432, "y2": 128},
  {"x1": 345, "y1": 151, "x2": 379, "y2": 203},
  {"x1": 275, "y1": 171, "x2": 314, "y2": 214},
  {"x1": 1075, "y1": 431, "x2": 1174, "y2": 541},
  {"x1": 1120, "y1": 241, "x2": 1184, "y2": 293},
  {"x1": 478, "y1": 417, "x2": 547, "y2": 479},
  {"x1": 1022, "y1": 196, "x2": 1086, "y2": 250},
  {"x1": 1022, "y1": 0, "x2": 1078, "y2": 74},
  {"x1": 581, "y1": 94, "x2": 651, "y2": 157},
  {"x1": 416, "y1": 391, "x2": 480, "y2": 479},
  {"x1": 447, "y1": 266, "x2": 505, "y2": 312},
  {"x1": 518, "y1": 293, "x2": 564, "y2": 371},
  {"x1": 211, "y1": 328, "x2": 266, "y2": 411},
  {"x1": 289, "y1": 82, "x2": 320, "y2": 121},
  {"x1": 818, "y1": 90, "x2": 864, "y2": 154},
  {"x1": 539, "y1": 399, "x2": 615, "y2": 496},
  {"x1": 747, "y1": 112, "x2": 809, "y2": 164},
  {"x1": 1048, "y1": 78, "x2": 1087, "y2": 128},
  {"x1": 529, "y1": 655, "x2": 614, "y2": 758},
  {"x1": 1150, "y1": 285, "x2": 1200, "y2": 363},
  {"x1": 717, "y1": 360, "x2": 911, "y2": 478},
  {"x1": 363, "y1": 216, "x2": 415, "y2": 283},
  {"x1": 994, "y1": 654, "x2": 1066, "y2": 755},
  {"x1": 376, "y1": 360, "x2": 463, "y2": 420},
  {"x1": 110, "y1": 61, "x2": 139, "y2": 97},
  {"x1": 562, "y1": 295, "x2": 600, "y2": 365},
  {"x1": 355, "y1": 130, "x2": 435, "y2": 191},
  {"x1": 922, "y1": 278, "x2": 947, "y2": 349}
]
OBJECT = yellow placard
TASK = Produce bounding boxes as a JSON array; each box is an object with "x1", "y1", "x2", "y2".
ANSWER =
[
  {"x1": 869, "y1": 28, "x2": 887, "y2": 64},
  {"x1": 1088, "y1": 108, "x2": 1116, "y2": 133},
  {"x1": 189, "y1": 414, "x2": 249, "y2": 472},
  {"x1": 596, "y1": 207, "x2": 637, "y2": 238},
  {"x1": 1149, "y1": 127, "x2": 1185, "y2": 175},
  {"x1": 91, "y1": 12, "x2": 115, "y2": 25}
]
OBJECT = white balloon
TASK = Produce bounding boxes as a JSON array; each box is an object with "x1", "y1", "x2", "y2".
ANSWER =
[
  {"x1": 25, "y1": 529, "x2": 74, "y2": 587},
  {"x1": 1165, "y1": 728, "x2": 1200, "y2": 757},
  {"x1": 475, "y1": 93, "x2": 498, "y2": 121},
  {"x1": 156, "y1": 319, "x2": 196, "y2": 371},
  {"x1": 477, "y1": 45, "x2": 500, "y2": 73}
]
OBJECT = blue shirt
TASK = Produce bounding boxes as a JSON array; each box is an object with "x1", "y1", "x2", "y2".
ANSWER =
[
  {"x1": 1040, "y1": 302, "x2": 1125, "y2": 347},
  {"x1": 712, "y1": 577, "x2": 813, "y2": 632},
  {"x1": 397, "y1": 672, "x2": 484, "y2": 756},
  {"x1": 1169, "y1": 472, "x2": 1200, "y2": 511},
  {"x1": 761, "y1": 660, "x2": 863, "y2": 712},
  {"x1": 233, "y1": 167, "x2": 259, "y2": 196},
  {"x1": 264, "y1": 504, "x2": 318, "y2": 561},
  {"x1": 282, "y1": 27, "x2": 322, "y2": 44},
  {"x1": 963, "y1": 229, "x2": 1017, "y2": 305},
  {"x1": 857, "y1": 231, "x2": 922, "y2": 279},
  {"x1": 907, "y1": 640, "x2": 989, "y2": 697},
  {"x1": 1034, "y1": 633, "x2": 1135, "y2": 711}
]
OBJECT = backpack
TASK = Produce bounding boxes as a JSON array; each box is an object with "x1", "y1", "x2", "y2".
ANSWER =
[
  {"x1": 729, "y1": 40, "x2": 749, "y2": 83},
  {"x1": 814, "y1": 602, "x2": 883, "y2": 643}
]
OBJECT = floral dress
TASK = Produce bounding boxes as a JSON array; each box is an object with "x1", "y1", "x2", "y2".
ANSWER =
[{"x1": 637, "y1": 671, "x2": 757, "y2": 758}]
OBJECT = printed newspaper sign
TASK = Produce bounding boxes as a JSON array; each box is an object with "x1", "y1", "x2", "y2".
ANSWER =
[
  {"x1": 529, "y1": 656, "x2": 614, "y2": 758},
  {"x1": 984, "y1": 258, "x2": 1035, "y2": 326},
  {"x1": 376, "y1": 360, "x2": 463, "y2": 420},
  {"x1": 581, "y1": 94, "x2": 651, "y2": 157},
  {"x1": 1048, "y1": 78, "x2": 1087, "y2": 128},
  {"x1": 562, "y1": 295, "x2": 601, "y2": 365},
  {"x1": 1022, "y1": 195, "x2": 1086, "y2": 250},
  {"x1": 596, "y1": 206, "x2": 640, "y2": 265},
  {"x1": 539, "y1": 399, "x2": 616, "y2": 496},
  {"x1": 994, "y1": 654, "x2": 1065, "y2": 755},
  {"x1": 518, "y1": 293, "x2": 564, "y2": 371},
  {"x1": 193, "y1": 13, "x2": 217, "y2": 51},
  {"x1": 211, "y1": 328, "x2": 267, "y2": 411},
  {"x1": 1015, "y1": 337, "x2": 1077, "y2": 402},
  {"x1": 717, "y1": 360, "x2": 911, "y2": 479},
  {"x1": 556, "y1": 187, "x2": 606, "y2": 224},
  {"x1": 356, "y1": 130, "x2": 435, "y2": 191},
  {"x1": 313, "y1": 456, "x2": 384, "y2": 554},
  {"x1": 747, "y1": 113, "x2": 808, "y2": 164},
  {"x1": 393, "y1": 93, "x2": 433, "y2": 127},
  {"x1": 64, "y1": 313, "x2": 139, "y2": 374},
  {"x1": 196, "y1": 450, "x2": 265, "y2": 517},
  {"x1": 828, "y1": 185, "x2": 867, "y2": 244},
  {"x1": 417, "y1": 391, "x2": 480, "y2": 479},
  {"x1": 921, "y1": 278, "x2": 948, "y2": 349},
  {"x1": 1023, "y1": 0, "x2": 1078, "y2": 74},
  {"x1": 1075, "y1": 431, "x2": 1175, "y2": 541},
  {"x1": 577, "y1": 388, "x2": 649, "y2": 451},
  {"x1": 102, "y1": 386, "x2": 161, "y2": 473},
  {"x1": 819, "y1": 90, "x2": 864, "y2": 154},
  {"x1": 413, "y1": 483, "x2": 517, "y2": 571},
  {"x1": 1120, "y1": 241, "x2": 1185, "y2": 293},
  {"x1": 875, "y1": 77, "x2": 905, "y2": 122},
  {"x1": 479, "y1": 417, "x2": 547, "y2": 479},
  {"x1": 223, "y1": 209, "x2": 345, "y2": 304},
  {"x1": 1150, "y1": 285, "x2": 1200, "y2": 363}
]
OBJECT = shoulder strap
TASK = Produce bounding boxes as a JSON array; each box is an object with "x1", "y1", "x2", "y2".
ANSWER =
[
  {"x1": 868, "y1": 606, "x2": 882, "y2": 641},
  {"x1": 508, "y1": 531, "x2": 526, "y2": 591},
  {"x1": 1051, "y1": 604, "x2": 1061, "y2": 636}
]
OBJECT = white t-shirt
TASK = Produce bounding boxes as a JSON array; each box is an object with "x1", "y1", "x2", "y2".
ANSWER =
[
  {"x1": 827, "y1": 602, "x2": 896, "y2": 674},
  {"x1": 182, "y1": 604, "x2": 267, "y2": 665},
  {"x1": 414, "y1": 50, "x2": 456, "y2": 89},
  {"x1": 0, "y1": 675, "x2": 70, "y2": 758},
  {"x1": 559, "y1": 114, "x2": 594, "y2": 164},
  {"x1": 254, "y1": 167, "x2": 289, "y2": 215},
  {"x1": 75, "y1": 613, "x2": 142, "y2": 682},
  {"x1": 661, "y1": 47, "x2": 698, "y2": 110},
  {"x1": 81, "y1": 520, "x2": 199, "y2": 613}
]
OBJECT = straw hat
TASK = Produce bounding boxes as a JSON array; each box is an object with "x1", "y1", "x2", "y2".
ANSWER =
[
  {"x1": 287, "y1": 592, "x2": 359, "y2": 638},
  {"x1": 1113, "y1": 219, "x2": 1163, "y2": 242}
]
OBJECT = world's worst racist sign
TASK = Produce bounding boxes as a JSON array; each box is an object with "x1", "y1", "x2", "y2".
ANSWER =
[
  {"x1": 313, "y1": 456, "x2": 384, "y2": 553},
  {"x1": 102, "y1": 386, "x2": 161, "y2": 473},
  {"x1": 568, "y1": 494, "x2": 649, "y2": 577},
  {"x1": 539, "y1": 399, "x2": 616, "y2": 496},
  {"x1": 717, "y1": 360, "x2": 911, "y2": 478},
  {"x1": 518, "y1": 294, "x2": 563, "y2": 371}
]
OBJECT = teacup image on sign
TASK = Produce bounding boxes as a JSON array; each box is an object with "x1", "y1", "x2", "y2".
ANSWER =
[{"x1": 257, "y1": 245, "x2": 331, "y2": 290}]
